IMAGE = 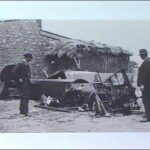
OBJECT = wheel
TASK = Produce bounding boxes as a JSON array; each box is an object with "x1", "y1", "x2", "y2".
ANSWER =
[{"x1": 0, "y1": 82, "x2": 9, "y2": 99}]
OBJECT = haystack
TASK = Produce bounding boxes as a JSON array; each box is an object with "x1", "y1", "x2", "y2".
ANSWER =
[{"x1": 45, "y1": 39, "x2": 132, "y2": 59}]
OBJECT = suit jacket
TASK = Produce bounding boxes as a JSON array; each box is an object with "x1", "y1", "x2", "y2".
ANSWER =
[
  {"x1": 137, "y1": 57, "x2": 150, "y2": 89},
  {"x1": 11, "y1": 61, "x2": 31, "y2": 80}
]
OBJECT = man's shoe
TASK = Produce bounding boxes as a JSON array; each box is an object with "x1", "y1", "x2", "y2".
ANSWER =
[
  {"x1": 24, "y1": 114, "x2": 32, "y2": 117},
  {"x1": 19, "y1": 112, "x2": 24, "y2": 115},
  {"x1": 142, "y1": 115, "x2": 146, "y2": 118},
  {"x1": 140, "y1": 119, "x2": 150, "y2": 122}
]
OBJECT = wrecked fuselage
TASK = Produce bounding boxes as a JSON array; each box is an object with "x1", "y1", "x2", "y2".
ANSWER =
[{"x1": 0, "y1": 65, "x2": 139, "y2": 115}]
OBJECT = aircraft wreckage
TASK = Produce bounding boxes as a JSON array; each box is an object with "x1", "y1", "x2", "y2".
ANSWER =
[{"x1": 0, "y1": 65, "x2": 140, "y2": 117}]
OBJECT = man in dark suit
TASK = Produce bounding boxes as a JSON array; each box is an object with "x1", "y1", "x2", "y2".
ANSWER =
[
  {"x1": 137, "y1": 49, "x2": 150, "y2": 122},
  {"x1": 11, "y1": 53, "x2": 33, "y2": 116}
]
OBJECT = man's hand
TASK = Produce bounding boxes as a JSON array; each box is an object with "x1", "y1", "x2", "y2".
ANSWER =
[
  {"x1": 140, "y1": 85, "x2": 144, "y2": 91},
  {"x1": 19, "y1": 79, "x2": 23, "y2": 82}
]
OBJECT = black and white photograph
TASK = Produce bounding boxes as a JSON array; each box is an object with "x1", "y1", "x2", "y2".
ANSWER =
[{"x1": 0, "y1": 1, "x2": 150, "y2": 149}]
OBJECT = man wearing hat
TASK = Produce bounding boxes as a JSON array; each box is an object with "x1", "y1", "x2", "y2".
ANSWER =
[
  {"x1": 11, "y1": 53, "x2": 33, "y2": 116},
  {"x1": 137, "y1": 49, "x2": 150, "y2": 122}
]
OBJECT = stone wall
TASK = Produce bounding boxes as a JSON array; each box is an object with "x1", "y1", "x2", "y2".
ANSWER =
[{"x1": 0, "y1": 19, "x2": 55, "y2": 78}]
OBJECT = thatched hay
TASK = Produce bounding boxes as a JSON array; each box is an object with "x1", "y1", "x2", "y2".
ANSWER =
[{"x1": 45, "y1": 39, "x2": 132, "y2": 59}]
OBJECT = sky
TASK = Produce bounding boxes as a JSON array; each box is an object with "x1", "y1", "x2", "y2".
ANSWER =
[
  {"x1": 0, "y1": 1, "x2": 150, "y2": 64},
  {"x1": 0, "y1": 1, "x2": 150, "y2": 20},
  {"x1": 0, "y1": 1, "x2": 150, "y2": 149}
]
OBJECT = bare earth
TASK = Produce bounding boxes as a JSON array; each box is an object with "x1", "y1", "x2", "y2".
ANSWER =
[{"x1": 0, "y1": 98, "x2": 150, "y2": 133}]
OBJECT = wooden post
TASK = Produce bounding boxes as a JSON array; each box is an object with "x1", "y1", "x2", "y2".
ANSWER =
[{"x1": 74, "y1": 57, "x2": 80, "y2": 69}]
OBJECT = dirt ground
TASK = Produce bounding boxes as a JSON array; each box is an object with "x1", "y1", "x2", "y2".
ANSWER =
[{"x1": 0, "y1": 97, "x2": 150, "y2": 133}]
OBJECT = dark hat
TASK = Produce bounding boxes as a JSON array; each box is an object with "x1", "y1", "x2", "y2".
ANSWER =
[
  {"x1": 139, "y1": 49, "x2": 148, "y2": 55},
  {"x1": 23, "y1": 53, "x2": 33, "y2": 59}
]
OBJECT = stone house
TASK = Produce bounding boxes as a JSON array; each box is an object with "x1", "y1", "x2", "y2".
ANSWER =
[{"x1": 0, "y1": 19, "x2": 132, "y2": 78}]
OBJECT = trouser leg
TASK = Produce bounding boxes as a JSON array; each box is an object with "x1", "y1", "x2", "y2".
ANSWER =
[
  {"x1": 24, "y1": 99, "x2": 29, "y2": 114},
  {"x1": 142, "y1": 91, "x2": 150, "y2": 121},
  {"x1": 19, "y1": 80, "x2": 30, "y2": 114},
  {"x1": 144, "y1": 100, "x2": 150, "y2": 121},
  {"x1": 19, "y1": 98, "x2": 29, "y2": 114},
  {"x1": 19, "y1": 98, "x2": 24, "y2": 113}
]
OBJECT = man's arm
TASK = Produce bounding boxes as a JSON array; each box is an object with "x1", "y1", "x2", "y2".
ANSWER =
[
  {"x1": 11, "y1": 63, "x2": 22, "y2": 80},
  {"x1": 137, "y1": 60, "x2": 150, "y2": 90},
  {"x1": 137, "y1": 67, "x2": 143, "y2": 87}
]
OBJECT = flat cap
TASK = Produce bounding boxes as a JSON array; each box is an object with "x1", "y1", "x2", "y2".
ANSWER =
[
  {"x1": 23, "y1": 53, "x2": 33, "y2": 59},
  {"x1": 139, "y1": 49, "x2": 148, "y2": 55}
]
